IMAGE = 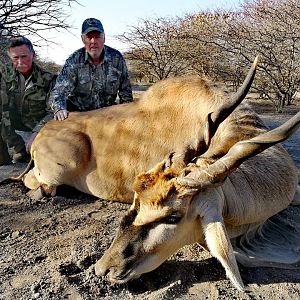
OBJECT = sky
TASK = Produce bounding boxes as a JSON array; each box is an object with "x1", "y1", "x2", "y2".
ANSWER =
[{"x1": 35, "y1": 0, "x2": 242, "y2": 64}]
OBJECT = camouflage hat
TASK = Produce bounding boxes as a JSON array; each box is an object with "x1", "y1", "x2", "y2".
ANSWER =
[{"x1": 82, "y1": 18, "x2": 104, "y2": 35}]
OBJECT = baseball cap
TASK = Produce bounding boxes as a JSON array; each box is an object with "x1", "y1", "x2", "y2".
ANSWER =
[{"x1": 82, "y1": 18, "x2": 104, "y2": 35}]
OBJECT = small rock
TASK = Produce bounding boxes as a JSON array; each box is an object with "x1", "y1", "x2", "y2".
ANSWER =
[
  {"x1": 11, "y1": 231, "x2": 20, "y2": 239},
  {"x1": 26, "y1": 187, "x2": 43, "y2": 201},
  {"x1": 30, "y1": 283, "x2": 40, "y2": 293},
  {"x1": 32, "y1": 292, "x2": 40, "y2": 299}
]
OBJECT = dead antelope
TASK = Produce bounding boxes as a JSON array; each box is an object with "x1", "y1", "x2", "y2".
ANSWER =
[{"x1": 95, "y1": 99, "x2": 300, "y2": 291}]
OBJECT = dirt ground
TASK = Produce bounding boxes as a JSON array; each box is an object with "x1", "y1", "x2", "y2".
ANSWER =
[{"x1": 0, "y1": 95, "x2": 300, "y2": 300}]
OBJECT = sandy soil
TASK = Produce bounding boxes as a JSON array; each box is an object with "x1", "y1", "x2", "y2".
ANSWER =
[{"x1": 0, "y1": 96, "x2": 300, "y2": 300}]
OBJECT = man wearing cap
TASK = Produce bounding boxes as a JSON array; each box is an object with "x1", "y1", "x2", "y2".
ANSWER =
[
  {"x1": 0, "y1": 36, "x2": 56, "y2": 165},
  {"x1": 49, "y1": 17, "x2": 133, "y2": 121}
]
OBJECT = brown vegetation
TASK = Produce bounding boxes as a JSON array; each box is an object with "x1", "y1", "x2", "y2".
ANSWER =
[{"x1": 120, "y1": 0, "x2": 300, "y2": 111}]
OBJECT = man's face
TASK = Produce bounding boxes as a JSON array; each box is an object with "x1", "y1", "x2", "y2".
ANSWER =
[
  {"x1": 82, "y1": 31, "x2": 105, "y2": 61},
  {"x1": 8, "y1": 44, "x2": 34, "y2": 77}
]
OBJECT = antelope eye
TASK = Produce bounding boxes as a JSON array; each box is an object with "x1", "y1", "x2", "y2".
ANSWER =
[{"x1": 163, "y1": 213, "x2": 182, "y2": 224}]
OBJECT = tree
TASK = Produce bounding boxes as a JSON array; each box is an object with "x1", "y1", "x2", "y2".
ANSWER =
[
  {"x1": 35, "y1": 55, "x2": 62, "y2": 74},
  {"x1": 0, "y1": 0, "x2": 78, "y2": 41},
  {"x1": 178, "y1": 11, "x2": 244, "y2": 87},
  {"x1": 0, "y1": 0, "x2": 79, "y2": 67},
  {"x1": 215, "y1": 0, "x2": 300, "y2": 111},
  {"x1": 118, "y1": 17, "x2": 189, "y2": 81}
]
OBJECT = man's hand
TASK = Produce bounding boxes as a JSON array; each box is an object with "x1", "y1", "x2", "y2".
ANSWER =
[{"x1": 54, "y1": 109, "x2": 69, "y2": 121}]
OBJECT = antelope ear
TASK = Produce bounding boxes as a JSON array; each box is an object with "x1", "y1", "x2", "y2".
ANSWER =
[
  {"x1": 150, "y1": 160, "x2": 166, "y2": 173},
  {"x1": 133, "y1": 173, "x2": 157, "y2": 192},
  {"x1": 133, "y1": 161, "x2": 168, "y2": 192},
  {"x1": 189, "y1": 189, "x2": 245, "y2": 291}
]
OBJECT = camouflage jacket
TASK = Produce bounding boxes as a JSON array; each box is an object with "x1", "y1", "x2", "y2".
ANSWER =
[
  {"x1": 3, "y1": 62, "x2": 56, "y2": 131},
  {"x1": 0, "y1": 72, "x2": 10, "y2": 136},
  {"x1": 49, "y1": 45, "x2": 133, "y2": 114}
]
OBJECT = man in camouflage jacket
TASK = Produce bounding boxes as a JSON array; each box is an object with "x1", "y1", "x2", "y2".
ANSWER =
[
  {"x1": 50, "y1": 18, "x2": 133, "y2": 121},
  {"x1": 0, "y1": 37, "x2": 55, "y2": 165},
  {"x1": 0, "y1": 72, "x2": 12, "y2": 165}
]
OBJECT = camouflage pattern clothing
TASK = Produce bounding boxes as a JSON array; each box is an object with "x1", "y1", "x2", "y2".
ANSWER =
[
  {"x1": 49, "y1": 45, "x2": 133, "y2": 113},
  {"x1": 5, "y1": 62, "x2": 55, "y2": 131},
  {"x1": 0, "y1": 72, "x2": 11, "y2": 164},
  {"x1": 0, "y1": 62, "x2": 55, "y2": 160}
]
